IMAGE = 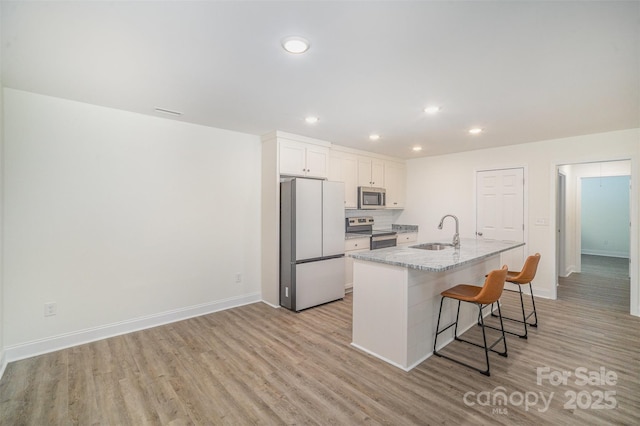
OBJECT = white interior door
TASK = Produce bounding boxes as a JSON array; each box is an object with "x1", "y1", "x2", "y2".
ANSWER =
[{"x1": 477, "y1": 168, "x2": 525, "y2": 270}]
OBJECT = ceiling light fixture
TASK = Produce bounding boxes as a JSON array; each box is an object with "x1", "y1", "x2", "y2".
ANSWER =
[
  {"x1": 369, "y1": 134, "x2": 380, "y2": 141},
  {"x1": 412, "y1": 146, "x2": 423, "y2": 152},
  {"x1": 424, "y1": 106, "x2": 441, "y2": 114},
  {"x1": 282, "y1": 36, "x2": 310, "y2": 54},
  {"x1": 469, "y1": 127, "x2": 483, "y2": 134},
  {"x1": 154, "y1": 107, "x2": 183, "y2": 116},
  {"x1": 305, "y1": 116, "x2": 319, "y2": 124}
]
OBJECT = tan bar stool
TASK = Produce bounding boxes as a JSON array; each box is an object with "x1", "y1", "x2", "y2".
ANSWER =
[
  {"x1": 490, "y1": 253, "x2": 541, "y2": 339},
  {"x1": 433, "y1": 265, "x2": 509, "y2": 376}
]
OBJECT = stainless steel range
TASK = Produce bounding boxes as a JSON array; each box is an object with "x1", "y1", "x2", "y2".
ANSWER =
[{"x1": 346, "y1": 217, "x2": 397, "y2": 249}]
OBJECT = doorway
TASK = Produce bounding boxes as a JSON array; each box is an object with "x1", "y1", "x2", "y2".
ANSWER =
[{"x1": 555, "y1": 160, "x2": 633, "y2": 314}]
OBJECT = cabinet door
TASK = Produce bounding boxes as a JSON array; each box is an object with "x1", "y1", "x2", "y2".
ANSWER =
[
  {"x1": 329, "y1": 152, "x2": 358, "y2": 209},
  {"x1": 305, "y1": 145, "x2": 329, "y2": 178},
  {"x1": 342, "y1": 156, "x2": 358, "y2": 208},
  {"x1": 279, "y1": 140, "x2": 307, "y2": 176},
  {"x1": 328, "y1": 152, "x2": 343, "y2": 182},
  {"x1": 385, "y1": 161, "x2": 406, "y2": 208},
  {"x1": 370, "y1": 159, "x2": 385, "y2": 187},
  {"x1": 344, "y1": 238, "x2": 370, "y2": 289},
  {"x1": 357, "y1": 157, "x2": 373, "y2": 186}
]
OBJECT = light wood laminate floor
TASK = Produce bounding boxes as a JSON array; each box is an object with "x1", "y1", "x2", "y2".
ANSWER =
[
  {"x1": 558, "y1": 255, "x2": 630, "y2": 313},
  {"x1": 2, "y1": 269, "x2": 639, "y2": 425}
]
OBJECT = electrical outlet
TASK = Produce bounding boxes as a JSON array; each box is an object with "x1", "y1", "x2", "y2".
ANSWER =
[
  {"x1": 235, "y1": 273, "x2": 242, "y2": 283},
  {"x1": 44, "y1": 302, "x2": 57, "y2": 317}
]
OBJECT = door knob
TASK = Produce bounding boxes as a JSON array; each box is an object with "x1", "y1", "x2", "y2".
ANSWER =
[{"x1": 476, "y1": 232, "x2": 483, "y2": 236}]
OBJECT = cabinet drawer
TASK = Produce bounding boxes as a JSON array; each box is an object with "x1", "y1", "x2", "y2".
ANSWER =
[
  {"x1": 345, "y1": 238, "x2": 370, "y2": 252},
  {"x1": 397, "y1": 232, "x2": 418, "y2": 245}
]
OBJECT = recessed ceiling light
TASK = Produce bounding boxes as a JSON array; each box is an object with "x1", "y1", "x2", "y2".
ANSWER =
[
  {"x1": 305, "y1": 116, "x2": 319, "y2": 124},
  {"x1": 369, "y1": 134, "x2": 380, "y2": 141},
  {"x1": 469, "y1": 128, "x2": 483, "y2": 134},
  {"x1": 281, "y1": 36, "x2": 310, "y2": 54},
  {"x1": 424, "y1": 106, "x2": 441, "y2": 114},
  {"x1": 412, "y1": 146, "x2": 423, "y2": 152}
]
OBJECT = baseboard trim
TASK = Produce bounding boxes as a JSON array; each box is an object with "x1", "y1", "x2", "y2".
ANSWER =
[
  {"x1": 581, "y1": 250, "x2": 629, "y2": 259},
  {"x1": 0, "y1": 350, "x2": 7, "y2": 382},
  {"x1": 4, "y1": 292, "x2": 261, "y2": 364},
  {"x1": 260, "y1": 299, "x2": 281, "y2": 309},
  {"x1": 562, "y1": 265, "x2": 576, "y2": 277},
  {"x1": 350, "y1": 342, "x2": 411, "y2": 371}
]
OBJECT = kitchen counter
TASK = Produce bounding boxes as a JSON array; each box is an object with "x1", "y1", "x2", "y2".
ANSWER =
[
  {"x1": 350, "y1": 238, "x2": 524, "y2": 371},
  {"x1": 349, "y1": 238, "x2": 524, "y2": 271}
]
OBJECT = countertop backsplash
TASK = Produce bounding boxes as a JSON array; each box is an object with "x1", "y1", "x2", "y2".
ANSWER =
[
  {"x1": 344, "y1": 209, "x2": 403, "y2": 230},
  {"x1": 392, "y1": 224, "x2": 419, "y2": 233},
  {"x1": 344, "y1": 209, "x2": 418, "y2": 233}
]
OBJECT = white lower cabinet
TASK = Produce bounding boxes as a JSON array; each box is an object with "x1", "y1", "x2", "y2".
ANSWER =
[{"x1": 345, "y1": 237, "x2": 370, "y2": 290}]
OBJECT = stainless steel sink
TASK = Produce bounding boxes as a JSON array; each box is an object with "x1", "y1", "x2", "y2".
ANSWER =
[{"x1": 411, "y1": 242, "x2": 455, "y2": 251}]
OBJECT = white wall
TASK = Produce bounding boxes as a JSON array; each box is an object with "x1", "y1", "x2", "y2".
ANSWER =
[
  {"x1": 2, "y1": 89, "x2": 262, "y2": 358},
  {"x1": 581, "y1": 176, "x2": 630, "y2": 257},
  {"x1": 399, "y1": 129, "x2": 639, "y2": 314}
]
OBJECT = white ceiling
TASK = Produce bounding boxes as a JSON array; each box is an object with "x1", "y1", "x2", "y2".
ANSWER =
[{"x1": 2, "y1": 1, "x2": 639, "y2": 159}]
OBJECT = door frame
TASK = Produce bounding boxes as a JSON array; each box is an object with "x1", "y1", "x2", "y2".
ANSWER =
[{"x1": 556, "y1": 171, "x2": 567, "y2": 277}]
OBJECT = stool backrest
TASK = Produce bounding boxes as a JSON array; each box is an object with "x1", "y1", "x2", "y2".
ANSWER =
[
  {"x1": 475, "y1": 265, "x2": 508, "y2": 305},
  {"x1": 513, "y1": 253, "x2": 541, "y2": 283}
]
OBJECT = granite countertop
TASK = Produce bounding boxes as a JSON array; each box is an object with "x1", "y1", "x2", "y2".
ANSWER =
[{"x1": 349, "y1": 238, "x2": 525, "y2": 272}]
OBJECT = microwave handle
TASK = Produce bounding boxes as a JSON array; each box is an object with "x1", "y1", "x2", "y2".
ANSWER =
[{"x1": 382, "y1": 192, "x2": 386, "y2": 207}]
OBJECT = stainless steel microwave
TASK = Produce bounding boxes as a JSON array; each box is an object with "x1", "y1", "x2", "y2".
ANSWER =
[{"x1": 358, "y1": 187, "x2": 386, "y2": 209}]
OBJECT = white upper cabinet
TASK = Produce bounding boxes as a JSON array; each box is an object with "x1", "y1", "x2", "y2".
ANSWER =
[
  {"x1": 385, "y1": 161, "x2": 406, "y2": 209},
  {"x1": 330, "y1": 146, "x2": 406, "y2": 209},
  {"x1": 279, "y1": 139, "x2": 329, "y2": 178},
  {"x1": 358, "y1": 157, "x2": 385, "y2": 187},
  {"x1": 329, "y1": 151, "x2": 358, "y2": 208}
]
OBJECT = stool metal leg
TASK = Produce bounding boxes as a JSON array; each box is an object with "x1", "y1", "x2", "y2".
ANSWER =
[
  {"x1": 433, "y1": 297, "x2": 446, "y2": 354},
  {"x1": 528, "y1": 282, "x2": 539, "y2": 327},
  {"x1": 517, "y1": 285, "x2": 528, "y2": 338},
  {"x1": 490, "y1": 282, "x2": 539, "y2": 338},
  {"x1": 433, "y1": 298, "x2": 508, "y2": 377}
]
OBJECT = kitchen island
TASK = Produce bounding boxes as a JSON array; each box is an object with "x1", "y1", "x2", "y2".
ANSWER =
[{"x1": 349, "y1": 238, "x2": 524, "y2": 371}]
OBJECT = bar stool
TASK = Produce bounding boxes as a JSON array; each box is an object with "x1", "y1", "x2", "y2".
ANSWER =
[
  {"x1": 490, "y1": 253, "x2": 541, "y2": 339},
  {"x1": 433, "y1": 265, "x2": 508, "y2": 376}
]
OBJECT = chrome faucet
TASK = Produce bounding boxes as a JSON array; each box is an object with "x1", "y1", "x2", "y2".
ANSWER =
[{"x1": 438, "y1": 214, "x2": 460, "y2": 249}]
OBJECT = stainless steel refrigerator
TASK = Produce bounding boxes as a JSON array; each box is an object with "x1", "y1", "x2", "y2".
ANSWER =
[{"x1": 280, "y1": 178, "x2": 345, "y2": 311}]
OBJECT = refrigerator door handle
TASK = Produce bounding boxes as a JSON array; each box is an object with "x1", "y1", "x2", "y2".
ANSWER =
[{"x1": 295, "y1": 254, "x2": 344, "y2": 265}]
